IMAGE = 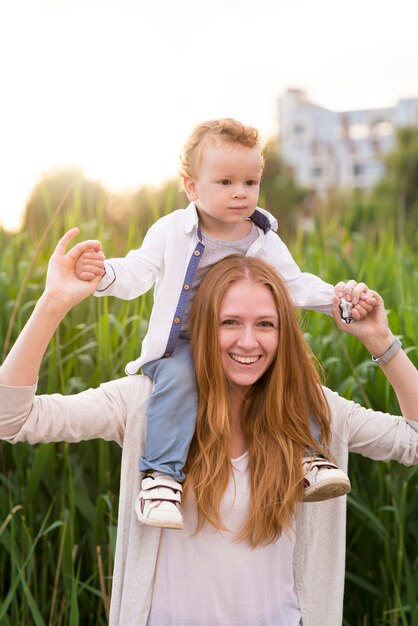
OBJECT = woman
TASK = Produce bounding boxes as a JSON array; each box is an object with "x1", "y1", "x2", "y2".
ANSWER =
[{"x1": 0, "y1": 228, "x2": 417, "y2": 626}]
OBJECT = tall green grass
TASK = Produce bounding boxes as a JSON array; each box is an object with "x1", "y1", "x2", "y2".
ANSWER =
[
  {"x1": 293, "y1": 220, "x2": 418, "y2": 626},
  {"x1": 0, "y1": 191, "x2": 417, "y2": 624}
]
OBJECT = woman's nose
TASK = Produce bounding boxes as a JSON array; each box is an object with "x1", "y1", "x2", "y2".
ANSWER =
[{"x1": 237, "y1": 325, "x2": 258, "y2": 348}]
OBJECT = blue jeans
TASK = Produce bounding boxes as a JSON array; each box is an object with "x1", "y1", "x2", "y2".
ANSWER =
[
  {"x1": 309, "y1": 414, "x2": 321, "y2": 444},
  {"x1": 140, "y1": 340, "x2": 197, "y2": 482}
]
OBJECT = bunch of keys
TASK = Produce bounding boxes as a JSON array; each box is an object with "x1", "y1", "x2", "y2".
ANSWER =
[{"x1": 339, "y1": 298, "x2": 353, "y2": 324}]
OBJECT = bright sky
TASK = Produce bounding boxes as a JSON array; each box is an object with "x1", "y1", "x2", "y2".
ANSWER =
[{"x1": 1, "y1": 0, "x2": 417, "y2": 231}]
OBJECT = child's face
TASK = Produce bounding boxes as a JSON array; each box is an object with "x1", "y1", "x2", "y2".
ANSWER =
[{"x1": 183, "y1": 140, "x2": 262, "y2": 238}]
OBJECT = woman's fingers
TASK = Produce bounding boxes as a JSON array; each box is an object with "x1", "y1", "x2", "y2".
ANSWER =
[
  {"x1": 52, "y1": 228, "x2": 103, "y2": 262},
  {"x1": 53, "y1": 227, "x2": 80, "y2": 255},
  {"x1": 351, "y1": 301, "x2": 373, "y2": 321}
]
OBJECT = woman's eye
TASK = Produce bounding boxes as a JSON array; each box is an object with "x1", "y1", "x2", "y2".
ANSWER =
[
  {"x1": 258, "y1": 321, "x2": 275, "y2": 328},
  {"x1": 221, "y1": 319, "x2": 238, "y2": 326}
]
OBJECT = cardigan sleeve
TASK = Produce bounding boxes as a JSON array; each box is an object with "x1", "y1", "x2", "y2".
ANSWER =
[
  {"x1": 324, "y1": 387, "x2": 418, "y2": 465},
  {"x1": 0, "y1": 376, "x2": 151, "y2": 447}
]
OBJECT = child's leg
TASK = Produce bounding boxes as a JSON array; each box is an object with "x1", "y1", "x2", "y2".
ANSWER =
[
  {"x1": 140, "y1": 340, "x2": 197, "y2": 482},
  {"x1": 303, "y1": 414, "x2": 351, "y2": 502},
  {"x1": 135, "y1": 340, "x2": 196, "y2": 528},
  {"x1": 308, "y1": 414, "x2": 321, "y2": 444}
]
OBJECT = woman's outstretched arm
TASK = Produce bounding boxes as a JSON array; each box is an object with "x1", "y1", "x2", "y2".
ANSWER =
[
  {"x1": 0, "y1": 228, "x2": 104, "y2": 387},
  {"x1": 332, "y1": 285, "x2": 418, "y2": 422}
]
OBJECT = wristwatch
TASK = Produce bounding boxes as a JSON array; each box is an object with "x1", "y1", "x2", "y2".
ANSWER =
[{"x1": 372, "y1": 337, "x2": 402, "y2": 365}]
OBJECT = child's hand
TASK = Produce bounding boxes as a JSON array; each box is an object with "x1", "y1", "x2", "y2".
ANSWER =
[
  {"x1": 75, "y1": 246, "x2": 106, "y2": 281},
  {"x1": 45, "y1": 229, "x2": 106, "y2": 308},
  {"x1": 334, "y1": 280, "x2": 378, "y2": 322}
]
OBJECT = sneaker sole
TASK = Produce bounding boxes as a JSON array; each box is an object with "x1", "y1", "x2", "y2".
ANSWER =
[
  {"x1": 134, "y1": 501, "x2": 184, "y2": 530},
  {"x1": 303, "y1": 477, "x2": 351, "y2": 503}
]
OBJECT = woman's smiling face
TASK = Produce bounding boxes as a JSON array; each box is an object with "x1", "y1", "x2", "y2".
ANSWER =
[{"x1": 219, "y1": 277, "x2": 279, "y2": 392}]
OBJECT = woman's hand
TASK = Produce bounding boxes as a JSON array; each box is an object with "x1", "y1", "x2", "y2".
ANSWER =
[
  {"x1": 333, "y1": 282, "x2": 418, "y2": 421},
  {"x1": 332, "y1": 283, "x2": 395, "y2": 358},
  {"x1": 335, "y1": 279, "x2": 375, "y2": 322},
  {"x1": 44, "y1": 228, "x2": 105, "y2": 311},
  {"x1": 0, "y1": 228, "x2": 105, "y2": 387}
]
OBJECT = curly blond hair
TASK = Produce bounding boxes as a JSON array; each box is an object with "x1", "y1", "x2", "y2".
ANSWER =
[{"x1": 179, "y1": 118, "x2": 264, "y2": 191}]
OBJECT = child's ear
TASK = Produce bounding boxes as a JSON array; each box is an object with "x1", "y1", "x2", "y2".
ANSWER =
[{"x1": 183, "y1": 176, "x2": 198, "y2": 201}]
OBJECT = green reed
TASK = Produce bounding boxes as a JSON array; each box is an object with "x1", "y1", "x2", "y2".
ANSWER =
[
  {"x1": 293, "y1": 218, "x2": 418, "y2": 626},
  {"x1": 0, "y1": 194, "x2": 417, "y2": 624}
]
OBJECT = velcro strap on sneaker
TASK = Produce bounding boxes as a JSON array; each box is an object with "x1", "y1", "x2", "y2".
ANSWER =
[
  {"x1": 140, "y1": 486, "x2": 182, "y2": 503},
  {"x1": 141, "y1": 475, "x2": 183, "y2": 492},
  {"x1": 303, "y1": 458, "x2": 338, "y2": 470}
]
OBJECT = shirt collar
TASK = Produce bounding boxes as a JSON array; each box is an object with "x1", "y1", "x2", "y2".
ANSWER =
[
  {"x1": 250, "y1": 208, "x2": 277, "y2": 233},
  {"x1": 184, "y1": 202, "x2": 200, "y2": 233}
]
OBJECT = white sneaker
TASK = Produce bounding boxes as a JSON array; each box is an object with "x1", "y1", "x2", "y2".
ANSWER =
[
  {"x1": 303, "y1": 456, "x2": 351, "y2": 502},
  {"x1": 135, "y1": 472, "x2": 183, "y2": 529}
]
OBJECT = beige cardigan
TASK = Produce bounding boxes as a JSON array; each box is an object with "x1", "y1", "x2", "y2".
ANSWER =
[{"x1": 1, "y1": 376, "x2": 418, "y2": 626}]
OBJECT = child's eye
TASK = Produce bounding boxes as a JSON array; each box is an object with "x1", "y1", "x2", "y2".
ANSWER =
[
  {"x1": 245, "y1": 180, "x2": 258, "y2": 186},
  {"x1": 219, "y1": 179, "x2": 231, "y2": 185}
]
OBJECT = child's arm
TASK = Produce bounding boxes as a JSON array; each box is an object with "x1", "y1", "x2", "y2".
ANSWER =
[
  {"x1": 92, "y1": 219, "x2": 169, "y2": 300},
  {"x1": 263, "y1": 231, "x2": 377, "y2": 320}
]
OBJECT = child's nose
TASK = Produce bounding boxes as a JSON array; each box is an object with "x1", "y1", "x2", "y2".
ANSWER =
[{"x1": 232, "y1": 184, "x2": 246, "y2": 198}]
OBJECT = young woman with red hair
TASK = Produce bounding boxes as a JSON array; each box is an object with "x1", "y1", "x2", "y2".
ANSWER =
[{"x1": 1, "y1": 230, "x2": 417, "y2": 625}]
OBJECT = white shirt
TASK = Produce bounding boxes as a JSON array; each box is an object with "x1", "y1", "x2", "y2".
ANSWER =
[
  {"x1": 94, "y1": 203, "x2": 335, "y2": 374},
  {"x1": 147, "y1": 451, "x2": 300, "y2": 626}
]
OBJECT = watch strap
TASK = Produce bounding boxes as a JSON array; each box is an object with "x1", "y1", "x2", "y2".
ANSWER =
[{"x1": 372, "y1": 337, "x2": 402, "y2": 365}]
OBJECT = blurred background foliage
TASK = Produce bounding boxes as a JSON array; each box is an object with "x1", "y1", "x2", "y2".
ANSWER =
[{"x1": 0, "y1": 128, "x2": 417, "y2": 625}]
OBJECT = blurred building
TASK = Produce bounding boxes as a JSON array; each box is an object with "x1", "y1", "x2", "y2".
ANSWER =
[{"x1": 279, "y1": 89, "x2": 418, "y2": 193}]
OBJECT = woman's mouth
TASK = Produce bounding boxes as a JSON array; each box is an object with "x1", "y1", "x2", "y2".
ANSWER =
[{"x1": 229, "y1": 354, "x2": 260, "y2": 364}]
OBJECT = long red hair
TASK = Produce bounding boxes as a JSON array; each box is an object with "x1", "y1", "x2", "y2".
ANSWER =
[{"x1": 187, "y1": 255, "x2": 332, "y2": 546}]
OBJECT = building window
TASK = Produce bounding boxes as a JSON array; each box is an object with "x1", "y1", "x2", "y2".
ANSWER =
[
  {"x1": 349, "y1": 124, "x2": 369, "y2": 140},
  {"x1": 311, "y1": 167, "x2": 322, "y2": 177},
  {"x1": 373, "y1": 120, "x2": 393, "y2": 136},
  {"x1": 353, "y1": 164, "x2": 365, "y2": 176},
  {"x1": 293, "y1": 123, "x2": 305, "y2": 135}
]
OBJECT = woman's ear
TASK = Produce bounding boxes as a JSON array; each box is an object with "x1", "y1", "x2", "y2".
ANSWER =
[{"x1": 183, "y1": 176, "x2": 198, "y2": 201}]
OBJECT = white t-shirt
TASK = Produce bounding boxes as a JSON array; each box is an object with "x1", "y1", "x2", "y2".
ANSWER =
[{"x1": 147, "y1": 452, "x2": 301, "y2": 626}]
